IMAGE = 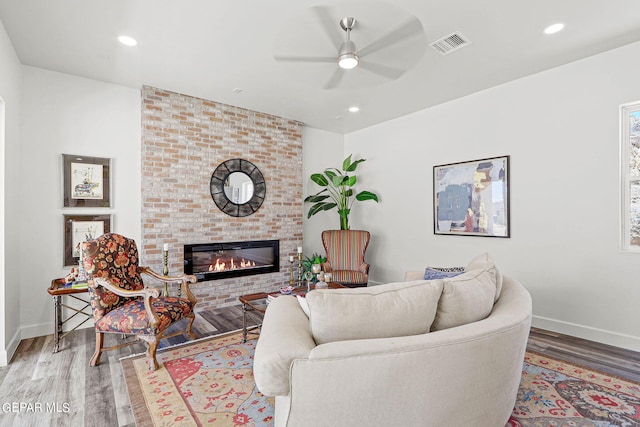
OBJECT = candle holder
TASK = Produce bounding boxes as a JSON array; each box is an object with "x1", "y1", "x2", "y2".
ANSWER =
[
  {"x1": 297, "y1": 252, "x2": 303, "y2": 288},
  {"x1": 163, "y1": 249, "x2": 169, "y2": 276},
  {"x1": 289, "y1": 257, "x2": 295, "y2": 286},
  {"x1": 163, "y1": 248, "x2": 169, "y2": 296}
]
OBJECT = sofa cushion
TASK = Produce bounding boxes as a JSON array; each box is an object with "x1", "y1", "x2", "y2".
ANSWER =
[
  {"x1": 466, "y1": 252, "x2": 503, "y2": 302},
  {"x1": 306, "y1": 279, "x2": 443, "y2": 345},
  {"x1": 431, "y1": 267, "x2": 497, "y2": 331}
]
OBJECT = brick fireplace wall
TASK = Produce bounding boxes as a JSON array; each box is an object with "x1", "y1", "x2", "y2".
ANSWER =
[{"x1": 141, "y1": 86, "x2": 303, "y2": 311}]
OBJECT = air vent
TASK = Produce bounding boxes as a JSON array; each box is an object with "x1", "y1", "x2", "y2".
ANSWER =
[{"x1": 429, "y1": 32, "x2": 470, "y2": 55}]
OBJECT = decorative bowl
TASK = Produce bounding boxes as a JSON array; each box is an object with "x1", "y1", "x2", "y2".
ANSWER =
[{"x1": 280, "y1": 286, "x2": 294, "y2": 294}]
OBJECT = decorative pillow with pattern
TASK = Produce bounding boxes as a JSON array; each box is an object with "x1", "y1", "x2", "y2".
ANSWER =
[{"x1": 423, "y1": 266, "x2": 465, "y2": 280}]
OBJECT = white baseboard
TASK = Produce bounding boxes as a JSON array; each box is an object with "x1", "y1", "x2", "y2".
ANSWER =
[
  {"x1": 0, "y1": 320, "x2": 94, "y2": 367},
  {"x1": 0, "y1": 328, "x2": 22, "y2": 366},
  {"x1": 20, "y1": 322, "x2": 56, "y2": 341},
  {"x1": 532, "y1": 315, "x2": 640, "y2": 352},
  {"x1": 364, "y1": 283, "x2": 640, "y2": 353}
]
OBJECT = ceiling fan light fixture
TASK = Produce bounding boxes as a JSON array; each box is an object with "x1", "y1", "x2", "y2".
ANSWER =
[
  {"x1": 337, "y1": 17, "x2": 359, "y2": 70},
  {"x1": 338, "y1": 54, "x2": 358, "y2": 69},
  {"x1": 338, "y1": 40, "x2": 359, "y2": 69}
]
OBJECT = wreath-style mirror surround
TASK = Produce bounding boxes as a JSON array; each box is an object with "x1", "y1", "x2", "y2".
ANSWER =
[{"x1": 210, "y1": 159, "x2": 266, "y2": 217}]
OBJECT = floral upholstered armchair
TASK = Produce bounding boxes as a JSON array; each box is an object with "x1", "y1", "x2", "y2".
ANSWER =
[
  {"x1": 82, "y1": 233, "x2": 197, "y2": 371},
  {"x1": 321, "y1": 230, "x2": 371, "y2": 287}
]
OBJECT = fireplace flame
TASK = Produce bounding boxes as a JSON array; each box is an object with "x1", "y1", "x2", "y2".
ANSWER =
[{"x1": 208, "y1": 257, "x2": 256, "y2": 272}]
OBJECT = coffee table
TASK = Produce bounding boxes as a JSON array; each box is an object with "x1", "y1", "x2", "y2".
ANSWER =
[{"x1": 239, "y1": 282, "x2": 345, "y2": 342}]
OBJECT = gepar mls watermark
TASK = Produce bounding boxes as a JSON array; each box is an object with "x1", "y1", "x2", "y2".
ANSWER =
[{"x1": 1, "y1": 402, "x2": 70, "y2": 413}]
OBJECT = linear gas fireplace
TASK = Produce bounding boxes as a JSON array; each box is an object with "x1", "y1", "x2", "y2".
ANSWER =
[{"x1": 184, "y1": 239, "x2": 279, "y2": 281}]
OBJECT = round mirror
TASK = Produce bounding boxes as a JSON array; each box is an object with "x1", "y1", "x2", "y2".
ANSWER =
[
  {"x1": 210, "y1": 159, "x2": 266, "y2": 217},
  {"x1": 223, "y1": 172, "x2": 254, "y2": 204}
]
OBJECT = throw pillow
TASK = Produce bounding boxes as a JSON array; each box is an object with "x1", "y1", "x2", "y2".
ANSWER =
[
  {"x1": 423, "y1": 266, "x2": 465, "y2": 280},
  {"x1": 465, "y1": 252, "x2": 503, "y2": 302},
  {"x1": 431, "y1": 267, "x2": 497, "y2": 331},
  {"x1": 306, "y1": 279, "x2": 444, "y2": 345}
]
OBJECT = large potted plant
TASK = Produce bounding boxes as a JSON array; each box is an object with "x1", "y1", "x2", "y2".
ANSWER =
[{"x1": 304, "y1": 154, "x2": 379, "y2": 230}]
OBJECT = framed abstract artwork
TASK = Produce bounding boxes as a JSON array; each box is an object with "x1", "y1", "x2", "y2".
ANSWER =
[
  {"x1": 433, "y1": 155, "x2": 510, "y2": 238},
  {"x1": 63, "y1": 154, "x2": 111, "y2": 207},
  {"x1": 63, "y1": 214, "x2": 111, "y2": 266}
]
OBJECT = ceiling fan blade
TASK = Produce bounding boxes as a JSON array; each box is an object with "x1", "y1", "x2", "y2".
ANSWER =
[
  {"x1": 323, "y1": 68, "x2": 345, "y2": 90},
  {"x1": 358, "y1": 17, "x2": 423, "y2": 58},
  {"x1": 359, "y1": 61, "x2": 405, "y2": 79},
  {"x1": 310, "y1": 6, "x2": 343, "y2": 49},
  {"x1": 274, "y1": 55, "x2": 335, "y2": 64}
]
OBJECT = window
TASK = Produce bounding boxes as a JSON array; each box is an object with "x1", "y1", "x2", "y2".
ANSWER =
[{"x1": 621, "y1": 101, "x2": 640, "y2": 251}]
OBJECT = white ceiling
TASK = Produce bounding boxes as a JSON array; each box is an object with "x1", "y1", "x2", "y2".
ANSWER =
[{"x1": 2, "y1": 0, "x2": 640, "y2": 134}]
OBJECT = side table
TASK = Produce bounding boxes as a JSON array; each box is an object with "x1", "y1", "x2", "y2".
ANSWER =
[
  {"x1": 238, "y1": 282, "x2": 345, "y2": 342},
  {"x1": 238, "y1": 292, "x2": 269, "y2": 343},
  {"x1": 47, "y1": 278, "x2": 93, "y2": 353}
]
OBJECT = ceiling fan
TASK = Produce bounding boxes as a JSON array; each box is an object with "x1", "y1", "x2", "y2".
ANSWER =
[{"x1": 274, "y1": 7, "x2": 425, "y2": 90}]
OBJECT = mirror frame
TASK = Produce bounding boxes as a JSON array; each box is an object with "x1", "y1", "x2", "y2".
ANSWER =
[{"x1": 210, "y1": 159, "x2": 266, "y2": 217}]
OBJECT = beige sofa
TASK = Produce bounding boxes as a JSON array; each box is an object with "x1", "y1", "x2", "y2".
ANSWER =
[{"x1": 253, "y1": 255, "x2": 532, "y2": 427}]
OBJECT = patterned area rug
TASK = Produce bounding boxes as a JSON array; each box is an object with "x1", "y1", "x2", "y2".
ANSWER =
[
  {"x1": 122, "y1": 333, "x2": 640, "y2": 427},
  {"x1": 509, "y1": 352, "x2": 640, "y2": 427},
  {"x1": 121, "y1": 331, "x2": 274, "y2": 427}
]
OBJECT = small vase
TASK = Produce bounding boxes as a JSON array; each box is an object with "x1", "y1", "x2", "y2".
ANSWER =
[{"x1": 311, "y1": 264, "x2": 322, "y2": 274}]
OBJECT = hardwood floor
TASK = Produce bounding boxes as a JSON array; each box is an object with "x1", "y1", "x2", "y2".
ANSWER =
[
  {"x1": 0, "y1": 305, "x2": 253, "y2": 427},
  {"x1": 0, "y1": 308, "x2": 638, "y2": 427},
  {"x1": 527, "y1": 327, "x2": 640, "y2": 383}
]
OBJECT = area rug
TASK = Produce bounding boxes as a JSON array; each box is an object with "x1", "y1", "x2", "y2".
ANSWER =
[
  {"x1": 123, "y1": 333, "x2": 640, "y2": 427},
  {"x1": 121, "y1": 331, "x2": 274, "y2": 427},
  {"x1": 508, "y1": 351, "x2": 640, "y2": 427}
]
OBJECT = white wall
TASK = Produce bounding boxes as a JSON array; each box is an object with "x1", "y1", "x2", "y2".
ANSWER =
[
  {"x1": 342, "y1": 41, "x2": 640, "y2": 351},
  {"x1": 302, "y1": 126, "x2": 344, "y2": 256},
  {"x1": 0, "y1": 18, "x2": 23, "y2": 365},
  {"x1": 17, "y1": 67, "x2": 141, "y2": 341}
]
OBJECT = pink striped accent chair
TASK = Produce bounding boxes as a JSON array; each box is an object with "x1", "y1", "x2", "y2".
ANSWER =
[{"x1": 321, "y1": 230, "x2": 371, "y2": 288}]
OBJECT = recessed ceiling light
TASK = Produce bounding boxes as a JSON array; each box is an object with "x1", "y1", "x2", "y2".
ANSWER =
[
  {"x1": 117, "y1": 35, "x2": 138, "y2": 46},
  {"x1": 544, "y1": 23, "x2": 565, "y2": 35},
  {"x1": 348, "y1": 106, "x2": 360, "y2": 113}
]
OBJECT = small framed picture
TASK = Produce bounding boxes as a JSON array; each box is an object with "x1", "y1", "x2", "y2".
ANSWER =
[
  {"x1": 63, "y1": 154, "x2": 111, "y2": 207},
  {"x1": 64, "y1": 214, "x2": 111, "y2": 266},
  {"x1": 434, "y1": 155, "x2": 510, "y2": 238}
]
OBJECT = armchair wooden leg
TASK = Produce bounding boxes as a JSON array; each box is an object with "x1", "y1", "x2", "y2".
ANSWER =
[
  {"x1": 139, "y1": 334, "x2": 161, "y2": 371},
  {"x1": 90, "y1": 332, "x2": 104, "y2": 367},
  {"x1": 185, "y1": 313, "x2": 196, "y2": 340}
]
